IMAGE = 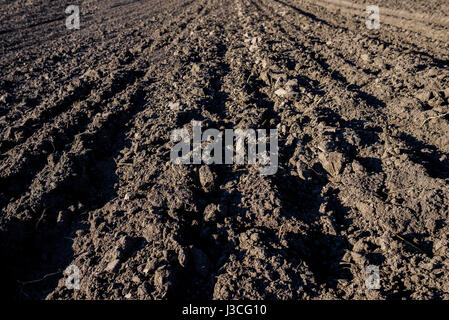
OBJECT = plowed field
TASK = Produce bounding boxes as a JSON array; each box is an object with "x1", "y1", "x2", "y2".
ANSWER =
[{"x1": 1, "y1": 0, "x2": 449, "y2": 300}]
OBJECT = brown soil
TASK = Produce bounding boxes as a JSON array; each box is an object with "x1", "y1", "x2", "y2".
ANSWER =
[{"x1": 1, "y1": 0, "x2": 448, "y2": 300}]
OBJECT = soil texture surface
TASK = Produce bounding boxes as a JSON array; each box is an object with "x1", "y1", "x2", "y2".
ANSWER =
[{"x1": 1, "y1": 0, "x2": 449, "y2": 300}]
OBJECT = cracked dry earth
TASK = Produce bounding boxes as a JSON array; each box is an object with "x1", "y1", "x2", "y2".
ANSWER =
[{"x1": 1, "y1": 0, "x2": 449, "y2": 300}]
